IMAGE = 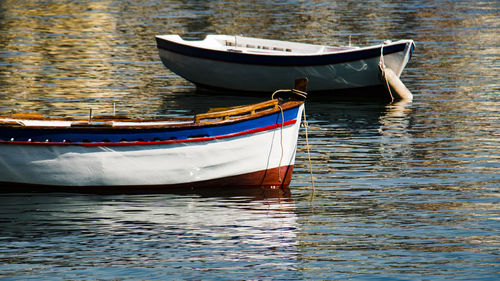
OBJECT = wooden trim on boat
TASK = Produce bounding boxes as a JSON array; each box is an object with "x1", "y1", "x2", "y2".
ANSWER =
[
  {"x1": 0, "y1": 120, "x2": 25, "y2": 127},
  {"x1": 194, "y1": 99, "x2": 279, "y2": 124},
  {"x1": 10, "y1": 113, "x2": 45, "y2": 119},
  {"x1": 70, "y1": 121, "x2": 115, "y2": 127},
  {"x1": 0, "y1": 100, "x2": 302, "y2": 130}
]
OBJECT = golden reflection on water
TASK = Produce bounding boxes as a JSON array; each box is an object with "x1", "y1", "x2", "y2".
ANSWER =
[
  {"x1": 0, "y1": 0, "x2": 192, "y2": 117},
  {"x1": 2, "y1": 3, "x2": 115, "y2": 76}
]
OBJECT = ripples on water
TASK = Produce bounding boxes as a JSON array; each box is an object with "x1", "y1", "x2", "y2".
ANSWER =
[
  {"x1": 0, "y1": 193, "x2": 301, "y2": 280},
  {"x1": 0, "y1": 0, "x2": 499, "y2": 280}
]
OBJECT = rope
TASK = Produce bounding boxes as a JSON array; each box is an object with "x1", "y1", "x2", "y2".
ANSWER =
[
  {"x1": 302, "y1": 106, "x2": 315, "y2": 194},
  {"x1": 277, "y1": 104, "x2": 285, "y2": 183},
  {"x1": 270, "y1": 87, "x2": 309, "y2": 185},
  {"x1": 291, "y1": 89, "x2": 308, "y2": 99},
  {"x1": 271, "y1": 89, "x2": 308, "y2": 100},
  {"x1": 271, "y1": 89, "x2": 288, "y2": 100},
  {"x1": 379, "y1": 43, "x2": 394, "y2": 102}
]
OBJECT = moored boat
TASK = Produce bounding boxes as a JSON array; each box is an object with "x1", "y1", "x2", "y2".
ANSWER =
[
  {"x1": 155, "y1": 34, "x2": 415, "y2": 96},
  {"x1": 0, "y1": 81, "x2": 307, "y2": 193}
]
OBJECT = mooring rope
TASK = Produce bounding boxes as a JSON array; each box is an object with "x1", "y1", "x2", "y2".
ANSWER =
[
  {"x1": 379, "y1": 43, "x2": 394, "y2": 102},
  {"x1": 270, "y1": 88, "x2": 312, "y2": 186},
  {"x1": 302, "y1": 106, "x2": 315, "y2": 193},
  {"x1": 277, "y1": 104, "x2": 285, "y2": 183},
  {"x1": 291, "y1": 89, "x2": 308, "y2": 99}
]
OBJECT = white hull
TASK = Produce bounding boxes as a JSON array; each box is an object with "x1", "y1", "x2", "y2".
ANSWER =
[
  {"x1": 159, "y1": 49, "x2": 409, "y2": 92},
  {"x1": 0, "y1": 106, "x2": 303, "y2": 188},
  {"x1": 156, "y1": 35, "x2": 415, "y2": 92}
]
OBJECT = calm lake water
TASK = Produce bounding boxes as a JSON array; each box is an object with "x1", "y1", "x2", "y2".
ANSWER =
[{"x1": 0, "y1": 0, "x2": 498, "y2": 280}]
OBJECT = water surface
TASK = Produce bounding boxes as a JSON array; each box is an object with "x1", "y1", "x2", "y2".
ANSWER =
[{"x1": 0, "y1": 0, "x2": 498, "y2": 280}]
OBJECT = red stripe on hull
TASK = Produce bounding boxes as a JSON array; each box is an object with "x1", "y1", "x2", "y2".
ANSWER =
[
  {"x1": 0, "y1": 120, "x2": 297, "y2": 147},
  {"x1": 0, "y1": 165, "x2": 295, "y2": 195}
]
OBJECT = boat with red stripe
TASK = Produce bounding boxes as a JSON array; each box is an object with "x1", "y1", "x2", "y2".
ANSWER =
[{"x1": 0, "y1": 79, "x2": 308, "y2": 193}]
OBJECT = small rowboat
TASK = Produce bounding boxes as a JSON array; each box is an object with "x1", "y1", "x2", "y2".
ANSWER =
[
  {"x1": 0, "y1": 81, "x2": 307, "y2": 193},
  {"x1": 155, "y1": 34, "x2": 415, "y2": 95}
]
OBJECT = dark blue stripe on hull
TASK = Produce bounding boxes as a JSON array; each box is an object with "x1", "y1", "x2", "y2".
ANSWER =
[
  {"x1": 156, "y1": 37, "x2": 413, "y2": 67},
  {"x1": 0, "y1": 106, "x2": 300, "y2": 143}
]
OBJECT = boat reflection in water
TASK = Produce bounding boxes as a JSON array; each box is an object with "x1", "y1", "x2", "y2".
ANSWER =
[{"x1": 0, "y1": 188, "x2": 299, "y2": 276}]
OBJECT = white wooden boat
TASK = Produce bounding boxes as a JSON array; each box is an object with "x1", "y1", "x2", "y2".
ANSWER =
[
  {"x1": 0, "y1": 84, "x2": 307, "y2": 193},
  {"x1": 155, "y1": 34, "x2": 415, "y2": 94}
]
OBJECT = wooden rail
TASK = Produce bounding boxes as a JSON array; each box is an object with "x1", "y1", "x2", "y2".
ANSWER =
[{"x1": 194, "y1": 99, "x2": 279, "y2": 124}]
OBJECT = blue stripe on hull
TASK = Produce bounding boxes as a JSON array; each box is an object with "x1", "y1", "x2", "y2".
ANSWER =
[{"x1": 0, "y1": 106, "x2": 300, "y2": 143}]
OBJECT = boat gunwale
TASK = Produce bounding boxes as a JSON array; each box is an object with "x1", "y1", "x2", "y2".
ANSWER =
[
  {"x1": 0, "y1": 100, "x2": 304, "y2": 146},
  {"x1": 155, "y1": 35, "x2": 415, "y2": 67},
  {"x1": 0, "y1": 100, "x2": 302, "y2": 130}
]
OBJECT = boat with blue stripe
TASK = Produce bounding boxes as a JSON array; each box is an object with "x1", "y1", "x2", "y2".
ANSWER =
[
  {"x1": 0, "y1": 100, "x2": 301, "y2": 145},
  {"x1": 0, "y1": 81, "x2": 307, "y2": 192},
  {"x1": 155, "y1": 34, "x2": 415, "y2": 98}
]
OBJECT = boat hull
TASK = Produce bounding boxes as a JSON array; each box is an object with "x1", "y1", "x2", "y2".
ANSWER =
[
  {"x1": 0, "y1": 166, "x2": 294, "y2": 195},
  {"x1": 0, "y1": 105, "x2": 304, "y2": 190},
  {"x1": 156, "y1": 35, "x2": 415, "y2": 93}
]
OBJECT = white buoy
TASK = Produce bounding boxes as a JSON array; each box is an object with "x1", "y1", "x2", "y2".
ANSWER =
[{"x1": 382, "y1": 67, "x2": 413, "y2": 101}]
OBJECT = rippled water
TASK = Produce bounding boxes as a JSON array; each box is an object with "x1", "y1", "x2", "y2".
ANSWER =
[{"x1": 0, "y1": 0, "x2": 498, "y2": 280}]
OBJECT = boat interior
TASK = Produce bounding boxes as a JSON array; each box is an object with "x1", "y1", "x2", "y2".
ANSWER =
[
  {"x1": 158, "y1": 34, "x2": 358, "y2": 56},
  {"x1": 0, "y1": 99, "x2": 289, "y2": 129}
]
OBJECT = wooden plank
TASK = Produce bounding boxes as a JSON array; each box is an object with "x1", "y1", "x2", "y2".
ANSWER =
[
  {"x1": 0, "y1": 120, "x2": 25, "y2": 127},
  {"x1": 206, "y1": 105, "x2": 247, "y2": 113},
  {"x1": 195, "y1": 99, "x2": 279, "y2": 124},
  {"x1": 10, "y1": 113, "x2": 45, "y2": 119},
  {"x1": 70, "y1": 121, "x2": 114, "y2": 127}
]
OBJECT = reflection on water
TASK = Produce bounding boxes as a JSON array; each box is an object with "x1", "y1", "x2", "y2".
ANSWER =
[
  {"x1": 0, "y1": 0, "x2": 499, "y2": 280},
  {"x1": 0, "y1": 0, "x2": 192, "y2": 117},
  {"x1": 290, "y1": 95, "x2": 498, "y2": 278},
  {"x1": 0, "y1": 192, "x2": 300, "y2": 280}
]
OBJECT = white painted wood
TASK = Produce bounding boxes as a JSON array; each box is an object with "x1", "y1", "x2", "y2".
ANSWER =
[{"x1": 0, "y1": 105, "x2": 304, "y2": 187}]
